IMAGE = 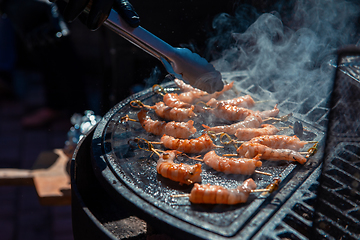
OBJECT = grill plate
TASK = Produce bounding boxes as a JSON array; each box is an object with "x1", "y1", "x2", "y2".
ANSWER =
[{"x1": 91, "y1": 71, "x2": 328, "y2": 239}]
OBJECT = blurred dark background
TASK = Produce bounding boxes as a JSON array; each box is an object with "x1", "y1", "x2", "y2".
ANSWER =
[{"x1": 0, "y1": 1, "x2": 240, "y2": 239}]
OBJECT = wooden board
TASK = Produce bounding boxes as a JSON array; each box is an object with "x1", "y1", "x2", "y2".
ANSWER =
[{"x1": 0, "y1": 149, "x2": 71, "y2": 205}]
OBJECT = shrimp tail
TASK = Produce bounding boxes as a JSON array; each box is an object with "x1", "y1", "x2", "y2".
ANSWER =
[{"x1": 202, "y1": 124, "x2": 210, "y2": 129}]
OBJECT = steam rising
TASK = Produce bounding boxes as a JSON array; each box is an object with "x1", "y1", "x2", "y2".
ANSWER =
[{"x1": 207, "y1": 0, "x2": 360, "y2": 108}]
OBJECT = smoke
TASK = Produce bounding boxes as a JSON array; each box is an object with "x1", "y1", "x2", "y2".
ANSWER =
[
  {"x1": 207, "y1": 0, "x2": 360, "y2": 105},
  {"x1": 143, "y1": 66, "x2": 163, "y2": 89}
]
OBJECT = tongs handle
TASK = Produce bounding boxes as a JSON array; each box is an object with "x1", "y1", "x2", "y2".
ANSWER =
[
  {"x1": 103, "y1": 9, "x2": 224, "y2": 93},
  {"x1": 105, "y1": 10, "x2": 172, "y2": 63}
]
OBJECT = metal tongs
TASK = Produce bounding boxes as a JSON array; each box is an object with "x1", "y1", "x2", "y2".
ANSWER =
[{"x1": 103, "y1": 9, "x2": 224, "y2": 93}]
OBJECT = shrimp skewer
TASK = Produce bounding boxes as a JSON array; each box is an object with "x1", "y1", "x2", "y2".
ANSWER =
[
  {"x1": 131, "y1": 100, "x2": 196, "y2": 122},
  {"x1": 156, "y1": 150, "x2": 202, "y2": 185},
  {"x1": 137, "y1": 109, "x2": 196, "y2": 139},
  {"x1": 132, "y1": 139, "x2": 202, "y2": 185},
  {"x1": 163, "y1": 93, "x2": 193, "y2": 108},
  {"x1": 237, "y1": 142, "x2": 307, "y2": 164},
  {"x1": 202, "y1": 105, "x2": 279, "y2": 135},
  {"x1": 188, "y1": 178, "x2": 257, "y2": 204},
  {"x1": 177, "y1": 91, "x2": 207, "y2": 104},
  {"x1": 234, "y1": 124, "x2": 280, "y2": 141},
  {"x1": 248, "y1": 135, "x2": 308, "y2": 151},
  {"x1": 171, "y1": 178, "x2": 281, "y2": 203},
  {"x1": 160, "y1": 133, "x2": 220, "y2": 154},
  {"x1": 206, "y1": 95, "x2": 255, "y2": 108},
  {"x1": 257, "y1": 104, "x2": 279, "y2": 119},
  {"x1": 174, "y1": 78, "x2": 204, "y2": 93},
  {"x1": 174, "y1": 79, "x2": 235, "y2": 102},
  {"x1": 203, "y1": 151, "x2": 263, "y2": 175},
  {"x1": 203, "y1": 112, "x2": 263, "y2": 135},
  {"x1": 209, "y1": 102, "x2": 254, "y2": 122},
  {"x1": 209, "y1": 104, "x2": 279, "y2": 122},
  {"x1": 152, "y1": 102, "x2": 196, "y2": 121},
  {"x1": 162, "y1": 93, "x2": 205, "y2": 113}
]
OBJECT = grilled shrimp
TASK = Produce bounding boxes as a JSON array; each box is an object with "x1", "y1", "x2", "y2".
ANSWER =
[
  {"x1": 174, "y1": 78, "x2": 204, "y2": 93},
  {"x1": 210, "y1": 102, "x2": 253, "y2": 122},
  {"x1": 161, "y1": 133, "x2": 216, "y2": 154},
  {"x1": 189, "y1": 178, "x2": 257, "y2": 204},
  {"x1": 177, "y1": 91, "x2": 207, "y2": 104},
  {"x1": 174, "y1": 78, "x2": 234, "y2": 102},
  {"x1": 203, "y1": 151, "x2": 262, "y2": 175},
  {"x1": 163, "y1": 93, "x2": 193, "y2": 108},
  {"x1": 196, "y1": 81, "x2": 234, "y2": 103},
  {"x1": 203, "y1": 112, "x2": 263, "y2": 135},
  {"x1": 234, "y1": 124, "x2": 280, "y2": 141},
  {"x1": 249, "y1": 135, "x2": 308, "y2": 151},
  {"x1": 138, "y1": 109, "x2": 196, "y2": 139},
  {"x1": 206, "y1": 95, "x2": 255, "y2": 108},
  {"x1": 257, "y1": 104, "x2": 279, "y2": 119},
  {"x1": 237, "y1": 142, "x2": 307, "y2": 164},
  {"x1": 156, "y1": 150, "x2": 202, "y2": 185},
  {"x1": 152, "y1": 102, "x2": 195, "y2": 121}
]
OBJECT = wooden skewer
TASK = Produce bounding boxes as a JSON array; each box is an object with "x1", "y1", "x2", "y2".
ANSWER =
[
  {"x1": 263, "y1": 113, "x2": 293, "y2": 123},
  {"x1": 171, "y1": 193, "x2": 190, "y2": 198},
  {"x1": 120, "y1": 115, "x2": 138, "y2": 123},
  {"x1": 130, "y1": 100, "x2": 151, "y2": 109},
  {"x1": 149, "y1": 141, "x2": 224, "y2": 149},
  {"x1": 152, "y1": 84, "x2": 167, "y2": 96},
  {"x1": 254, "y1": 170, "x2": 272, "y2": 176},
  {"x1": 306, "y1": 142, "x2": 318, "y2": 158},
  {"x1": 250, "y1": 189, "x2": 271, "y2": 193}
]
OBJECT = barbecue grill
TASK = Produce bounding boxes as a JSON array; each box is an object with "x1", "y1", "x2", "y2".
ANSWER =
[{"x1": 70, "y1": 46, "x2": 360, "y2": 239}]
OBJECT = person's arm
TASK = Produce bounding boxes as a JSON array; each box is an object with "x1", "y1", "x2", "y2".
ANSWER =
[{"x1": 63, "y1": 0, "x2": 140, "y2": 30}]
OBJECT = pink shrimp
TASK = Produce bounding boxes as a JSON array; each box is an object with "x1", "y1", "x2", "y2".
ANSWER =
[
  {"x1": 248, "y1": 135, "x2": 308, "y2": 151},
  {"x1": 151, "y1": 102, "x2": 195, "y2": 121},
  {"x1": 177, "y1": 91, "x2": 207, "y2": 104},
  {"x1": 160, "y1": 133, "x2": 216, "y2": 154},
  {"x1": 189, "y1": 178, "x2": 257, "y2": 204},
  {"x1": 210, "y1": 102, "x2": 253, "y2": 122},
  {"x1": 196, "y1": 81, "x2": 234, "y2": 103},
  {"x1": 174, "y1": 78, "x2": 204, "y2": 93},
  {"x1": 202, "y1": 112, "x2": 263, "y2": 135},
  {"x1": 203, "y1": 151, "x2": 262, "y2": 175},
  {"x1": 137, "y1": 109, "x2": 196, "y2": 139},
  {"x1": 234, "y1": 124, "x2": 280, "y2": 141},
  {"x1": 237, "y1": 142, "x2": 307, "y2": 164},
  {"x1": 202, "y1": 105, "x2": 279, "y2": 135},
  {"x1": 206, "y1": 95, "x2": 255, "y2": 108},
  {"x1": 156, "y1": 150, "x2": 202, "y2": 185},
  {"x1": 257, "y1": 104, "x2": 279, "y2": 119},
  {"x1": 163, "y1": 93, "x2": 193, "y2": 108},
  {"x1": 174, "y1": 78, "x2": 234, "y2": 102}
]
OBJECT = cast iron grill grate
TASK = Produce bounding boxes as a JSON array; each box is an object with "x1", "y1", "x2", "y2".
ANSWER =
[
  {"x1": 245, "y1": 49, "x2": 360, "y2": 240},
  {"x1": 219, "y1": 52, "x2": 360, "y2": 240}
]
